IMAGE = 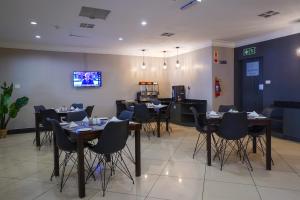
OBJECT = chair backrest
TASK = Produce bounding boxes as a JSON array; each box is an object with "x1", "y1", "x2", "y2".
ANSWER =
[
  {"x1": 48, "y1": 119, "x2": 76, "y2": 152},
  {"x1": 34, "y1": 105, "x2": 46, "y2": 113},
  {"x1": 219, "y1": 112, "x2": 248, "y2": 140},
  {"x1": 134, "y1": 103, "x2": 151, "y2": 122},
  {"x1": 151, "y1": 99, "x2": 161, "y2": 105},
  {"x1": 190, "y1": 106, "x2": 206, "y2": 132},
  {"x1": 71, "y1": 103, "x2": 83, "y2": 109},
  {"x1": 118, "y1": 110, "x2": 134, "y2": 121},
  {"x1": 85, "y1": 105, "x2": 94, "y2": 118},
  {"x1": 40, "y1": 109, "x2": 59, "y2": 130},
  {"x1": 93, "y1": 120, "x2": 129, "y2": 154},
  {"x1": 67, "y1": 110, "x2": 88, "y2": 122},
  {"x1": 218, "y1": 105, "x2": 237, "y2": 112}
]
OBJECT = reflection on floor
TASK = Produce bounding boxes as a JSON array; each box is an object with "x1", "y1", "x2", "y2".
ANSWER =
[{"x1": 0, "y1": 124, "x2": 300, "y2": 200}]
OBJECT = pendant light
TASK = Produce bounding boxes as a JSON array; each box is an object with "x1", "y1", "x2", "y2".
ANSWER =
[
  {"x1": 163, "y1": 51, "x2": 167, "y2": 70},
  {"x1": 141, "y1": 49, "x2": 146, "y2": 69},
  {"x1": 175, "y1": 47, "x2": 180, "y2": 69}
]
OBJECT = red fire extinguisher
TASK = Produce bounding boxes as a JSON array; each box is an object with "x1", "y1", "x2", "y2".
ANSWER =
[{"x1": 215, "y1": 78, "x2": 221, "y2": 97}]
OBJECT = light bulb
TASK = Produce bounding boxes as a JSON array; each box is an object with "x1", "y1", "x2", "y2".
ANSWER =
[
  {"x1": 176, "y1": 60, "x2": 180, "y2": 68},
  {"x1": 141, "y1": 63, "x2": 146, "y2": 69}
]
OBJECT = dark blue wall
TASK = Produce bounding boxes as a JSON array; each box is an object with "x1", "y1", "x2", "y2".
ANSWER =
[{"x1": 234, "y1": 33, "x2": 300, "y2": 109}]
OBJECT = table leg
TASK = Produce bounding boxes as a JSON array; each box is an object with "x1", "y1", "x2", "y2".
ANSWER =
[
  {"x1": 166, "y1": 120, "x2": 169, "y2": 132},
  {"x1": 252, "y1": 136, "x2": 257, "y2": 153},
  {"x1": 266, "y1": 122, "x2": 272, "y2": 170},
  {"x1": 207, "y1": 131, "x2": 212, "y2": 166},
  {"x1": 157, "y1": 112, "x2": 161, "y2": 137},
  {"x1": 77, "y1": 136, "x2": 85, "y2": 198},
  {"x1": 53, "y1": 132, "x2": 59, "y2": 176},
  {"x1": 35, "y1": 113, "x2": 41, "y2": 147},
  {"x1": 135, "y1": 129, "x2": 141, "y2": 177}
]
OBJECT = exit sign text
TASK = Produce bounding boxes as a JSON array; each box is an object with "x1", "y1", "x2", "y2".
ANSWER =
[{"x1": 243, "y1": 47, "x2": 256, "y2": 56}]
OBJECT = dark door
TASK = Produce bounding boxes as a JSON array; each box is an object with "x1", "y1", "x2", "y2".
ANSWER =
[{"x1": 241, "y1": 58, "x2": 263, "y2": 112}]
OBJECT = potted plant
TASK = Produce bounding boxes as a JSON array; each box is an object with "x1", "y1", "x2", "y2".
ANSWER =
[{"x1": 0, "y1": 82, "x2": 29, "y2": 138}]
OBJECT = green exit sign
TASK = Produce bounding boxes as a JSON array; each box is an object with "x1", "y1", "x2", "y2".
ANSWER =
[{"x1": 243, "y1": 47, "x2": 256, "y2": 56}]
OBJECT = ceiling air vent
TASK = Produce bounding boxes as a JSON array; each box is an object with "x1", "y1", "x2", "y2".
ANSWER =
[
  {"x1": 258, "y1": 10, "x2": 280, "y2": 18},
  {"x1": 161, "y1": 33, "x2": 175, "y2": 37},
  {"x1": 79, "y1": 6, "x2": 111, "y2": 20},
  {"x1": 80, "y1": 23, "x2": 95, "y2": 29},
  {"x1": 69, "y1": 34, "x2": 87, "y2": 38}
]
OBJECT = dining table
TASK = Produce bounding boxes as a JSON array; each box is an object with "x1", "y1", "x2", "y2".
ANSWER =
[
  {"x1": 205, "y1": 112, "x2": 273, "y2": 170},
  {"x1": 52, "y1": 120, "x2": 142, "y2": 198},
  {"x1": 34, "y1": 108, "x2": 84, "y2": 147},
  {"x1": 146, "y1": 103, "x2": 168, "y2": 137}
]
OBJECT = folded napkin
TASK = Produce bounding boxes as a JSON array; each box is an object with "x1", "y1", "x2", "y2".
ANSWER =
[
  {"x1": 70, "y1": 106, "x2": 75, "y2": 110},
  {"x1": 248, "y1": 111, "x2": 259, "y2": 117},
  {"x1": 229, "y1": 109, "x2": 238, "y2": 113},
  {"x1": 209, "y1": 111, "x2": 218, "y2": 115},
  {"x1": 109, "y1": 116, "x2": 122, "y2": 122},
  {"x1": 69, "y1": 121, "x2": 78, "y2": 128},
  {"x1": 82, "y1": 117, "x2": 89, "y2": 122},
  {"x1": 74, "y1": 108, "x2": 80, "y2": 111}
]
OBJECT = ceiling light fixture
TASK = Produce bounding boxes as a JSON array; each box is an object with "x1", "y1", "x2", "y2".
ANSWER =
[
  {"x1": 141, "y1": 49, "x2": 147, "y2": 69},
  {"x1": 118, "y1": 37, "x2": 123, "y2": 41},
  {"x1": 141, "y1": 21, "x2": 147, "y2": 26},
  {"x1": 30, "y1": 21, "x2": 38, "y2": 25},
  {"x1": 175, "y1": 47, "x2": 180, "y2": 69},
  {"x1": 35, "y1": 35, "x2": 41, "y2": 39},
  {"x1": 163, "y1": 51, "x2": 167, "y2": 70}
]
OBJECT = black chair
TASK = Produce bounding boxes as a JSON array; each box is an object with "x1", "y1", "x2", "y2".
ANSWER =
[
  {"x1": 34, "y1": 105, "x2": 46, "y2": 113},
  {"x1": 71, "y1": 103, "x2": 84, "y2": 109},
  {"x1": 118, "y1": 110, "x2": 135, "y2": 163},
  {"x1": 246, "y1": 108, "x2": 274, "y2": 165},
  {"x1": 218, "y1": 105, "x2": 237, "y2": 112},
  {"x1": 190, "y1": 106, "x2": 218, "y2": 159},
  {"x1": 118, "y1": 110, "x2": 134, "y2": 121},
  {"x1": 48, "y1": 119, "x2": 77, "y2": 192},
  {"x1": 33, "y1": 105, "x2": 47, "y2": 144},
  {"x1": 66, "y1": 110, "x2": 88, "y2": 122},
  {"x1": 216, "y1": 112, "x2": 252, "y2": 171},
  {"x1": 134, "y1": 103, "x2": 155, "y2": 138},
  {"x1": 86, "y1": 121, "x2": 134, "y2": 196},
  {"x1": 151, "y1": 99, "x2": 161, "y2": 105},
  {"x1": 160, "y1": 103, "x2": 173, "y2": 134},
  {"x1": 85, "y1": 105, "x2": 94, "y2": 118},
  {"x1": 38, "y1": 109, "x2": 59, "y2": 149}
]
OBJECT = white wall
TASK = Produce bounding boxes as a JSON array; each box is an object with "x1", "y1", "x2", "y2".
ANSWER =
[
  {"x1": 211, "y1": 47, "x2": 235, "y2": 110},
  {"x1": 167, "y1": 47, "x2": 213, "y2": 110},
  {"x1": 0, "y1": 48, "x2": 171, "y2": 129}
]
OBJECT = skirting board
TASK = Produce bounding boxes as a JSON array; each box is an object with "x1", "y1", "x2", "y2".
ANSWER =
[{"x1": 7, "y1": 128, "x2": 36, "y2": 134}]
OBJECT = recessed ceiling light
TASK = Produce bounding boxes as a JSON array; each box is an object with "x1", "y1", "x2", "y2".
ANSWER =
[
  {"x1": 196, "y1": 0, "x2": 202, "y2": 2},
  {"x1": 118, "y1": 37, "x2": 123, "y2": 41},
  {"x1": 35, "y1": 35, "x2": 41, "y2": 39},
  {"x1": 141, "y1": 21, "x2": 147, "y2": 26},
  {"x1": 30, "y1": 21, "x2": 38, "y2": 25}
]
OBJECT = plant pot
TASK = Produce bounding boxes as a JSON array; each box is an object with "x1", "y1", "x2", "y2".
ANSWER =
[{"x1": 0, "y1": 129, "x2": 7, "y2": 138}]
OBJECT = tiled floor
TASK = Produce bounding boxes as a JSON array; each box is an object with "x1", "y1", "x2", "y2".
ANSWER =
[{"x1": 1, "y1": 124, "x2": 300, "y2": 200}]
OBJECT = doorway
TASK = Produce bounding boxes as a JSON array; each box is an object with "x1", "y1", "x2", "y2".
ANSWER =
[{"x1": 240, "y1": 57, "x2": 263, "y2": 112}]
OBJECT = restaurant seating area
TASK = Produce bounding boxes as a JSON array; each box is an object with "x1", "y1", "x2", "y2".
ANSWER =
[{"x1": 1, "y1": 1, "x2": 300, "y2": 200}]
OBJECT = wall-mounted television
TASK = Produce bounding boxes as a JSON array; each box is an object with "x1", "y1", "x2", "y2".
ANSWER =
[{"x1": 73, "y1": 71, "x2": 102, "y2": 87}]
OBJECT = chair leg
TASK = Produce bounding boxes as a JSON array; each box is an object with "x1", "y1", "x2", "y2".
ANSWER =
[{"x1": 193, "y1": 134, "x2": 201, "y2": 159}]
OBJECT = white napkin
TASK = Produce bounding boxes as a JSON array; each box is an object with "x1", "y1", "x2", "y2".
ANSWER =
[
  {"x1": 70, "y1": 106, "x2": 75, "y2": 110},
  {"x1": 248, "y1": 111, "x2": 259, "y2": 117},
  {"x1": 82, "y1": 117, "x2": 89, "y2": 122},
  {"x1": 74, "y1": 108, "x2": 80, "y2": 111},
  {"x1": 229, "y1": 109, "x2": 238, "y2": 113},
  {"x1": 109, "y1": 116, "x2": 122, "y2": 122},
  {"x1": 69, "y1": 121, "x2": 78, "y2": 128},
  {"x1": 209, "y1": 111, "x2": 218, "y2": 115}
]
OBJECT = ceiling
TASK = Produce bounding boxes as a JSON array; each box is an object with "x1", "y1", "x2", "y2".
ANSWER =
[{"x1": 0, "y1": 0, "x2": 300, "y2": 57}]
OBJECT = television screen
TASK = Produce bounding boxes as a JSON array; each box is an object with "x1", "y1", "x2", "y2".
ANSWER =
[{"x1": 73, "y1": 71, "x2": 102, "y2": 87}]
